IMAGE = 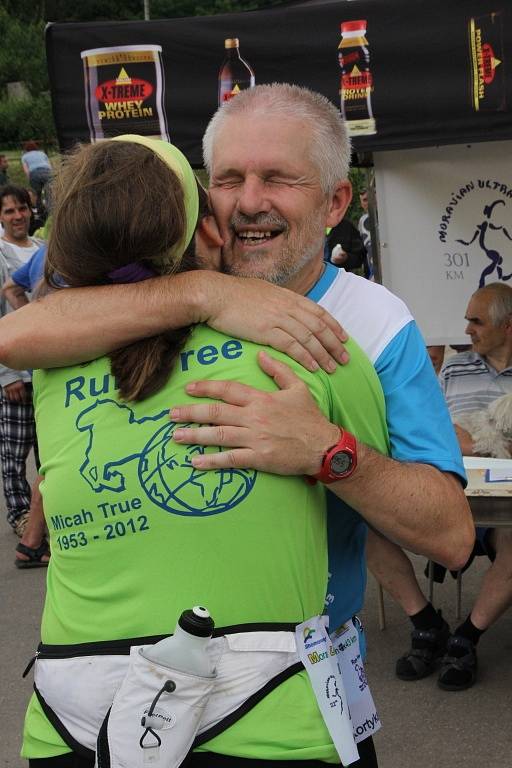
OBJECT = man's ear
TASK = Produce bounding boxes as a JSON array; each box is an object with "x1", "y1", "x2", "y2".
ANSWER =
[
  {"x1": 194, "y1": 215, "x2": 224, "y2": 271},
  {"x1": 199, "y1": 215, "x2": 224, "y2": 247},
  {"x1": 504, "y1": 314, "x2": 512, "y2": 337},
  {"x1": 325, "y1": 180, "x2": 353, "y2": 228}
]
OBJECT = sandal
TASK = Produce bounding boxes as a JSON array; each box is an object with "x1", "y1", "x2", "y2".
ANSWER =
[
  {"x1": 15, "y1": 541, "x2": 50, "y2": 569},
  {"x1": 396, "y1": 617, "x2": 451, "y2": 681},
  {"x1": 438, "y1": 635, "x2": 477, "y2": 691}
]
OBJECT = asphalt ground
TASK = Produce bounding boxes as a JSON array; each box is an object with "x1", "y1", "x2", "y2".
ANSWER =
[{"x1": 2, "y1": 458, "x2": 511, "y2": 767}]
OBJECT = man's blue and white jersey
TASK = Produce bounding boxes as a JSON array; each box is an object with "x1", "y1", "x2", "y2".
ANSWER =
[{"x1": 308, "y1": 264, "x2": 466, "y2": 628}]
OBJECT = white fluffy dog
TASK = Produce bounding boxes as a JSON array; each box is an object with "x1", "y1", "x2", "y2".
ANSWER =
[{"x1": 453, "y1": 393, "x2": 512, "y2": 458}]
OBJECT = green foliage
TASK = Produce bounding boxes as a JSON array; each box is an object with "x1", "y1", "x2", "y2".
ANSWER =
[
  {"x1": 0, "y1": 93, "x2": 55, "y2": 148},
  {"x1": 43, "y1": 0, "x2": 281, "y2": 21},
  {"x1": 152, "y1": 0, "x2": 281, "y2": 19},
  {"x1": 1, "y1": 1, "x2": 46, "y2": 23},
  {"x1": 45, "y1": 0, "x2": 143, "y2": 22},
  {"x1": 0, "y1": 10, "x2": 48, "y2": 95},
  {"x1": 347, "y1": 167, "x2": 372, "y2": 227}
]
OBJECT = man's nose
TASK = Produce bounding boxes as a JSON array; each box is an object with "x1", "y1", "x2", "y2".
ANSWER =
[{"x1": 237, "y1": 177, "x2": 271, "y2": 216}]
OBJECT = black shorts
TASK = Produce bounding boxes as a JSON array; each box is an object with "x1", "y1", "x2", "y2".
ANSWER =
[
  {"x1": 28, "y1": 735, "x2": 378, "y2": 768},
  {"x1": 474, "y1": 526, "x2": 496, "y2": 561}
]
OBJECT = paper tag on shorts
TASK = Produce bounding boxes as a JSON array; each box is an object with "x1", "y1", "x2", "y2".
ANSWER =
[
  {"x1": 296, "y1": 615, "x2": 359, "y2": 765},
  {"x1": 330, "y1": 617, "x2": 381, "y2": 743}
]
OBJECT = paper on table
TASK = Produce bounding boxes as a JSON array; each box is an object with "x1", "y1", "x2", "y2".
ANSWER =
[
  {"x1": 462, "y1": 456, "x2": 512, "y2": 482},
  {"x1": 485, "y1": 469, "x2": 512, "y2": 482}
]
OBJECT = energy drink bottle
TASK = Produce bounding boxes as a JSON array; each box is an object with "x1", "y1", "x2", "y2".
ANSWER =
[
  {"x1": 468, "y1": 12, "x2": 505, "y2": 111},
  {"x1": 338, "y1": 20, "x2": 376, "y2": 136},
  {"x1": 218, "y1": 38, "x2": 255, "y2": 106},
  {"x1": 141, "y1": 606, "x2": 215, "y2": 676}
]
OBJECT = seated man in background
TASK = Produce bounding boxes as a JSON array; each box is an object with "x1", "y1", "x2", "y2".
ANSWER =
[{"x1": 368, "y1": 282, "x2": 512, "y2": 691}]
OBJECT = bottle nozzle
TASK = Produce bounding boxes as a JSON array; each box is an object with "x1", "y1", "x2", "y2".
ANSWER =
[
  {"x1": 192, "y1": 606, "x2": 211, "y2": 619},
  {"x1": 179, "y1": 606, "x2": 215, "y2": 637}
]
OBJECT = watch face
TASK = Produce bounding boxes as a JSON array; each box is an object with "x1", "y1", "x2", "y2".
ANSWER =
[{"x1": 330, "y1": 450, "x2": 352, "y2": 476}]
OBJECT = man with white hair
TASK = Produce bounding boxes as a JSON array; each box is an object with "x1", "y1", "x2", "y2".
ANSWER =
[
  {"x1": 1, "y1": 84, "x2": 473, "y2": 765},
  {"x1": 174, "y1": 83, "x2": 473, "y2": 611}
]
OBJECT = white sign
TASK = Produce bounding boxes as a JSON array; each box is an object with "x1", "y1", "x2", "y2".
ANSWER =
[{"x1": 374, "y1": 141, "x2": 512, "y2": 345}]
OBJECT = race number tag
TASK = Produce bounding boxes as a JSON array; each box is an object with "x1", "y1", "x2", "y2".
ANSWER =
[
  {"x1": 331, "y1": 618, "x2": 381, "y2": 743},
  {"x1": 296, "y1": 616, "x2": 359, "y2": 766}
]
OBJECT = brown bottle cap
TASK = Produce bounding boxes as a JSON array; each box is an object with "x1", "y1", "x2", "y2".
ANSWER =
[{"x1": 224, "y1": 38, "x2": 239, "y2": 49}]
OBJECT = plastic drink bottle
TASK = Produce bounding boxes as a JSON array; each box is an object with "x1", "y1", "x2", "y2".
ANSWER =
[
  {"x1": 218, "y1": 38, "x2": 255, "y2": 106},
  {"x1": 338, "y1": 20, "x2": 376, "y2": 136},
  {"x1": 141, "y1": 606, "x2": 216, "y2": 677}
]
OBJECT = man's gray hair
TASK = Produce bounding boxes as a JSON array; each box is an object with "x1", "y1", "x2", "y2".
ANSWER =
[
  {"x1": 203, "y1": 83, "x2": 351, "y2": 195},
  {"x1": 476, "y1": 282, "x2": 512, "y2": 326}
]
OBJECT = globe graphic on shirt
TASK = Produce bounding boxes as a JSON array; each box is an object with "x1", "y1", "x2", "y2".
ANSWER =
[{"x1": 138, "y1": 421, "x2": 257, "y2": 516}]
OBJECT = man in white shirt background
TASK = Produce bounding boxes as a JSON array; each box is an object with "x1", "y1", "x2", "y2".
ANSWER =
[{"x1": 0, "y1": 186, "x2": 42, "y2": 539}]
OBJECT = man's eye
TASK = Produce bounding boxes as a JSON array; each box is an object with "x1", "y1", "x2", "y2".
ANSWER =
[
  {"x1": 216, "y1": 179, "x2": 241, "y2": 189},
  {"x1": 266, "y1": 178, "x2": 292, "y2": 186}
]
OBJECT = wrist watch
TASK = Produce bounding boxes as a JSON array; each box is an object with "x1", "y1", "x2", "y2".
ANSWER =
[{"x1": 308, "y1": 429, "x2": 357, "y2": 484}]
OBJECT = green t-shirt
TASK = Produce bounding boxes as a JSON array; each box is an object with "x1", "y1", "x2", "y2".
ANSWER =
[{"x1": 23, "y1": 326, "x2": 389, "y2": 761}]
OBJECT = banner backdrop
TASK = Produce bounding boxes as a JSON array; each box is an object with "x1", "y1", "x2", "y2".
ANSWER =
[
  {"x1": 46, "y1": 0, "x2": 512, "y2": 165},
  {"x1": 375, "y1": 141, "x2": 512, "y2": 345}
]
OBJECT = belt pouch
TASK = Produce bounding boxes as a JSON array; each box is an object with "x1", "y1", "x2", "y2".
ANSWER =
[{"x1": 97, "y1": 646, "x2": 215, "y2": 768}]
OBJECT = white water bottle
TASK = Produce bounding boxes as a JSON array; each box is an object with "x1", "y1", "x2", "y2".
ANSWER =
[{"x1": 141, "y1": 606, "x2": 215, "y2": 677}]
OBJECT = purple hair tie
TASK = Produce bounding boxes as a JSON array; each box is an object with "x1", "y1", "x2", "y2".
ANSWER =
[{"x1": 108, "y1": 262, "x2": 156, "y2": 283}]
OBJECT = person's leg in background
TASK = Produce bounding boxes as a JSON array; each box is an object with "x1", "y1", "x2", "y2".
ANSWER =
[
  {"x1": 366, "y1": 530, "x2": 450, "y2": 680},
  {"x1": 439, "y1": 527, "x2": 512, "y2": 690},
  {"x1": 15, "y1": 474, "x2": 49, "y2": 567},
  {"x1": 29, "y1": 168, "x2": 52, "y2": 215},
  {"x1": 0, "y1": 385, "x2": 36, "y2": 535}
]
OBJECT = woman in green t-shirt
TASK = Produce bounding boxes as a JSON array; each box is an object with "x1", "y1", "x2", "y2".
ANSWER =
[{"x1": 24, "y1": 136, "x2": 387, "y2": 768}]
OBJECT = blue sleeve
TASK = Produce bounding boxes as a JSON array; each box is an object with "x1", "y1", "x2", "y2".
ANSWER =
[
  {"x1": 375, "y1": 321, "x2": 466, "y2": 486},
  {"x1": 11, "y1": 259, "x2": 32, "y2": 291},
  {"x1": 11, "y1": 245, "x2": 46, "y2": 291}
]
